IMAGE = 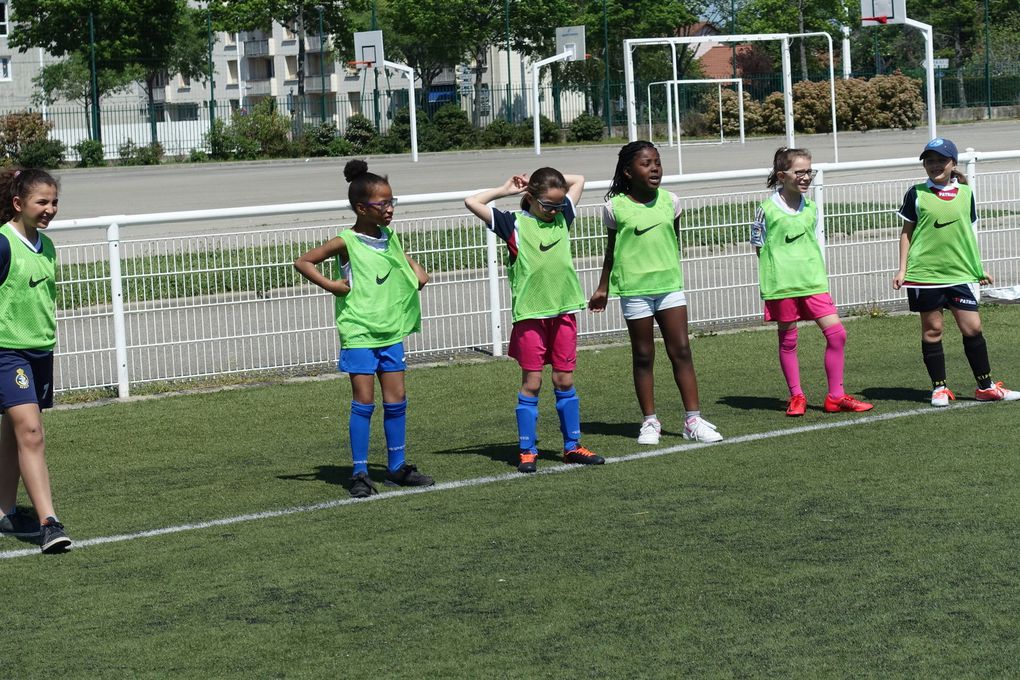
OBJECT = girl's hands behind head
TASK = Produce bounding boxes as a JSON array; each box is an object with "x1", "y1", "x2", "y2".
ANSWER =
[{"x1": 504, "y1": 174, "x2": 529, "y2": 194}]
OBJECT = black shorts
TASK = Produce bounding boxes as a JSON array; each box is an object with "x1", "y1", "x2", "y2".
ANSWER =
[
  {"x1": 0, "y1": 349, "x2": 54, "y2": 411},
  {"x1": 906, "y1": 283, "x2": 980, "y2": 313}
]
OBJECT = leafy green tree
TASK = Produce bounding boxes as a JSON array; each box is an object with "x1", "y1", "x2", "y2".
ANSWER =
[
  {"x1": 379, "y1": 0, "x2": 466, "y2": 105},
  {"x1": 737, "y1": 0, "x2": 850, "y2": 80},
  {"x1": 31, "y1": 54, "x2": 139, "y2": 122},
  {"x1": 10, "y1": 0, "x2": 210, "y2": 142}
]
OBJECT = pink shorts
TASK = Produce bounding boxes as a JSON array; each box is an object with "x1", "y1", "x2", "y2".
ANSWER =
[
  {"x1": 508, "y1": 313, "x2": 578, "y2": 372},
  {"x1": 764, "y1": 293, "x2": 838, "y2": 322}
]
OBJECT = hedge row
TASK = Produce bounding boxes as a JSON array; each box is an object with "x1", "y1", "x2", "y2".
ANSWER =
[{"x1": 685, "y1": 73, "x2": 925, "y2": 137}]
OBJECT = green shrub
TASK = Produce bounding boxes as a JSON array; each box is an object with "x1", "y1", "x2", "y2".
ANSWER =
[
  {"x1": 74, "y1": 139, "x2": 106, "y2": 167},
  {"x1": 327, "y1": 136, "x2": 353, "y2": 157},
  {"x1": 381, "y1": 107, "x2": 432, "y2": 153},
  {"x1": 17, "y1": 139, "x2": 65, "y2": 168},
  {"x1": 519, "y1": 115, "x2": 559, "y2": 144},
  {"x1": 188, "y1": 148, "x2": 209, "y2": 163},
  {"x1": 759, "y1": 92, "x2": 787, "y2": 134},
  {"x1": 568, "y1": 113, "x2": 604, "y2": 142},
  {"x1": 205, "y1": 118, "x2": 232, "y2": 160},
  {"x1": 416, "y1": 124, "x2": 450, "y2": 152},
  {"x1": 791, "y1": 80, "x2": 833, "y2": 133},
  {"x1": 431, "y1": 104, "x2": 476, "y2": 148},
  {"x1": 0, "y1": 112, "x2": 53, "y2": 161},
  {"x1": 344, "y1": 114, "x2": 377, "y2": 152},
  {"x1": 302, "y1": 121, "x2": 340, "y2": 157},
  {"x1": 371, "y1": 131, "x2": 408, "y2": 154},
  {"x1": 230, "y1": 100, "x2": 292, "y2": 158},
  {"x1": 703, "y1": 89, "x2": 763, "y2": 136},
  {"x1": 117, "y1": 140, "x2": 163, "y2": 166},
  {"x1": 482, "y1": 119, "x2": 518, "y2": 147},
  {"x1": 834, "y1": 78, "x2": 878, "y2": 132},
  {"x1": 870, "y1": 72, "x2": 924, "y2": 129}
]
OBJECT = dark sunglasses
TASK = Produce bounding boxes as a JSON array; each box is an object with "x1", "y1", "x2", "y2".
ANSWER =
[{"x1": 533, "y1": 197, "x2": 568, "y2": 212}]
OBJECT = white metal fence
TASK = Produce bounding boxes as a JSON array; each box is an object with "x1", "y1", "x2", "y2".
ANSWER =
[{"x1": 49, "y1": 150, "x2": 1020, "y2": 398}]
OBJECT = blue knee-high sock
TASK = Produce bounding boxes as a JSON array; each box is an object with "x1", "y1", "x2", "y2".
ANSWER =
[
  {"x1": 383, "y1": 399, "x2": 408, "y2": 473},
  {"x1": 515, "y1": 393, "x2": 539, "y2": 453},
  {"x1": 554, "y1": 387, "x2": 581, "y2": 451},
  {"x1": 349, "y1": 401, "x2": 375, "y2": 475}
]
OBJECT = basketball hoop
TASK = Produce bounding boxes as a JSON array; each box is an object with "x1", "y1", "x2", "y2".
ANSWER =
[
  {"x1": 861, "y1": 15, "x2": 888, "y2": 23},
  {"x1": 347, "y1": 60, "x2": 375, "y2": 70}
]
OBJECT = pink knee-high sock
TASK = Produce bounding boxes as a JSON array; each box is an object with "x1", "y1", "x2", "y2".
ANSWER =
[
  {"x1": 823, "y1": 323, "x2": 847, "y2": 398},
  {"x1": 777, "y1": 326, "x2": 802, "y2": 396}
]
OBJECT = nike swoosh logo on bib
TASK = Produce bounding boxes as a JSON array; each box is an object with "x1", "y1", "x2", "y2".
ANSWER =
[
  {"x1": 785, "y1": 233, "x2": 805, "y2": 244},
  {"x1": 29, "y1": 276, "x2": 48, "y2": 287},
  {"x1": 539, "y1": 239, "x2": 561, "y2": 252},
  {"x1": 376, "y1": 270, "x2": 392, "y2": 285},
  {"x1": 633, "y1": 225, "x2": 658, "y2": 236},
  {"x1": 933, "y1": 220, "x2": 957, "y2": 229}
]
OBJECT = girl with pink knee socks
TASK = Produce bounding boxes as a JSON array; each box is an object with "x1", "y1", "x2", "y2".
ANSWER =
[{"x1": 751, "y1": 148, "x2": 873, "y2": 416}]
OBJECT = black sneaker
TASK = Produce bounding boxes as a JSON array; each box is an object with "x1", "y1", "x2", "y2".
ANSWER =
[
  {"x1": 39, "y1": 519, "x2": 71, "y2": 554},
  {"x1": 518, "y1": 451, "x2": 538, "y2": 474},
  {"x1": 0, "y1": 509, "x2": 41, "y2": 538},
  {"x1": 563, "y1": 446, "x2": 605, "y2": 465},
  {"x1": 383, "y1": 463, "x2": 435, "y2": 487},
  {"x1": 349, "y1": 473, "x2": 378, "y2": 499}
]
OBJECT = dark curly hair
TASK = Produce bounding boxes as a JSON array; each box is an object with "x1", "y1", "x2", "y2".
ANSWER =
[
  {"x1": 343, "y1": 159, "x2": 389, "y2": 206},
  {"x1": 605, "y1": 140, "x2": 657, "y2": 201}
]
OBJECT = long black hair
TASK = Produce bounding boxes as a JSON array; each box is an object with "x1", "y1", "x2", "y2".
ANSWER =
[{"x1": 605, "y1": 140, "x2": 656, "y2": 200}]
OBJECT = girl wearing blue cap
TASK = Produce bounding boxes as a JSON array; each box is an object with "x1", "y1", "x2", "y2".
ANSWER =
[{"x1": 892, "y1": 138, "x2": 1019, "y2": 406}]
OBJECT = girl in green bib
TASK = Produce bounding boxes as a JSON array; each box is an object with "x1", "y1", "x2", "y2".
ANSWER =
[
  {"x1": 589, "y1": 141, "x2": 723, "y2": 445},
  {"x1": 0, "y1": 168, "x2": 71, "y2": 553},
  {"x1": 752, "y1": 148, "x2": 872, "y2": 417},
  {"x1": 295, "y1": 160, "x2": 433, "y2": 498},
  {"x1": 465, "y1": 169, "x2": 604, "y2": 474},
  {"x1": 893, "y1": 138, "x2": 1018, "y2": 405}
]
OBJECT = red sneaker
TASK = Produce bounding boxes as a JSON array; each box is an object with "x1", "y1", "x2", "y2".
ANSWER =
[
  {"x1": 823, "y1": 394, "x2": 874, "y2": 413},
  {"x1": 518, "y1": 451, "x2": 538, "y2": 474},
  {"x1": 975, "y1": 381, "x2": 1020, "y2": 402},
  {"x1": 786, "y1": 393, "x2": 807, "y2": 416}
]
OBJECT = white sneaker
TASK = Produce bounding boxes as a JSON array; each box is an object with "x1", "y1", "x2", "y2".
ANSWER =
[
  {"x1": 931, "y1": 386, "x2": 955, "y2": 407},
  {"x1": 637, "y1": 418, "x2": 661, "y2": 445},
  {"x1": 683, "y1": 416, "x2": 723, "y2": 443}
]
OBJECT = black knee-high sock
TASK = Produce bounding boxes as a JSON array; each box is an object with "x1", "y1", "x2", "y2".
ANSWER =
[
  {"x1": 962, "y1": 333, "x2": 993, "y2": 389},
  {"x1": 921, "y1": 340, "x2": 946, "y2": 388}
]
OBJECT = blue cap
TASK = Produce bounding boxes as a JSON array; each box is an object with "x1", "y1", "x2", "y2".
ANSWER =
[{"x1": 920, "y1": 138, "x2": 958, "y2": 163}]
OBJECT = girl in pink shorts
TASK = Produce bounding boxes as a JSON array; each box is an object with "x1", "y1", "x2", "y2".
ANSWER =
[
  {"x1": 751, "y1": 148, "x2": 873, "y2": 416},
  {"x1": 465, "y1": 169, "x2": 604, "y2": 473}
]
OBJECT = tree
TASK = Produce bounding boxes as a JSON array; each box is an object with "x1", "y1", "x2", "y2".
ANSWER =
[
  {"x1": 737, "y1": 0, "x2": 850, "y2": 80},
  {"x1": 10, "y1": 0, "x2": 210, "y2": 142},
  {"x1": 31, "y1": 54, "x2": 139, "y2": 124},
  {"x1": 380, "y1": 0, "x2": 467, "y2": 106}
]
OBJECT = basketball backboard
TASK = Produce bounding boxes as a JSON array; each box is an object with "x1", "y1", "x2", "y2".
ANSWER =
[
  {"x1": 555, "y1": 25, "x2": 586, "y2": 61},
  {"x1": 353, "y1": 30, "x2": 385, "y2": 67},
  {"x1": 861, "y1": 0, "x2": 906, "y2": 26}
]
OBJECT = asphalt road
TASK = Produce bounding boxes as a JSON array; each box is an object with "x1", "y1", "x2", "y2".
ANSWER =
[{"x1": 49, "y1": 119, "x2": 1020, "y2": 246}]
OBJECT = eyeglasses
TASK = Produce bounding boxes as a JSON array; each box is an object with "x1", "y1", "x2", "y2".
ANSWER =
[
  {"x1": 362, "y1": 198, "x2": 398, "y2": 209},
  {"x1": 534, "y1": 197, "x2": 568, "y2": 212},
  {"x1": 784, "y1": 169, "x2": 817, "y2": 180}
]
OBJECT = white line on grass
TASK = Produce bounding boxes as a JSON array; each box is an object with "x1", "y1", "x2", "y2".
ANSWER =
[{"x1": 0, "y1": 400, "x2": 990, "y2": 560}]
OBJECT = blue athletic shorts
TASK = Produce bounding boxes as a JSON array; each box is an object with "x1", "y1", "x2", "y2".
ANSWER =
[
  {"x1": 906, "y1": 283, "x2": 980, "y2": 313},
  {"x1": 339, "y1": 341, "x2": 406, "y2": 374},
  {"x1": 0, "y1": 349, "x2": 54, "y2": 411}
]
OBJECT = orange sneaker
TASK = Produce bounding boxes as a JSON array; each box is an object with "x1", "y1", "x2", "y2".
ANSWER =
[
  {"x1": 823, "y1": 394, "x2": 874, "y2": 413},
  {"x1": 563, "y1": 446, "x2": 605, "y2": 465},
  {"x1": 518, "y1": 451, "x2": 538, "y2": 474},
  {"x1": 931, "y1": 386, "x2": 955, "y2": 407},
  {"x1": 975, "y1": 381, "x2": 1020, "y2": 402},
  {"x1": 786, "y1": 393, "x2": 807, "y2": 416}
]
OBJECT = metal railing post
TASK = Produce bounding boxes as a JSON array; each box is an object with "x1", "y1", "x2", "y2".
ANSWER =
[
  {"x1": 107, "y1": 221, "x2": 130, "y2": 397},
  {"x1": 814, "y1": 168, "x2": 826, "y2": 266},
  {"x1": 485, "y1": 210, "x2": 503, "y2": 357}
]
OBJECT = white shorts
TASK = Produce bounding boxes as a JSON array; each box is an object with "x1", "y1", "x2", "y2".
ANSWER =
[{"x1": 619, "y1": 290, "x2": 687, "y2": 320}]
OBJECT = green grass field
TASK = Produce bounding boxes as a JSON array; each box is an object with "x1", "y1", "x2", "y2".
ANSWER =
[{"x1": 5, "y1": 308, "x2": 1020, "y2": 677}]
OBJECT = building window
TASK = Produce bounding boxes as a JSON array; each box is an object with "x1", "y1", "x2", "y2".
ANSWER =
[
  {"x1": 285, "y1": 55, "x2": 298, "y2": 80},
  {"x1": 227, "y1": 60, "x2": 239, "y2": 85},
  {"x1": 178, "y1": 74, "x2": 191, "y2": 90},
  {"x1": 223, "y1": 32, "x2": 236, "y2": 46},
  {"x1": 0, "y1": 57, "x2": 11, "y2": 82},
  {"x1": 0, "y1": 3, "x2": 8, "y2": 37}
]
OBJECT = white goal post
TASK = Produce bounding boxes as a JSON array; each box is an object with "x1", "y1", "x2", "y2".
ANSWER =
[
  {"x1": 646, "y1": 78, "x2": 745, "y2": 147},
  {"x1": 623, "y1": 33, "x2": 839, "y2": 172}
]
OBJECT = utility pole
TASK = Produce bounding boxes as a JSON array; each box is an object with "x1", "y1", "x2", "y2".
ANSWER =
[{"x1": 88, "y1": 12, "x2": 101, "y2": 142}]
